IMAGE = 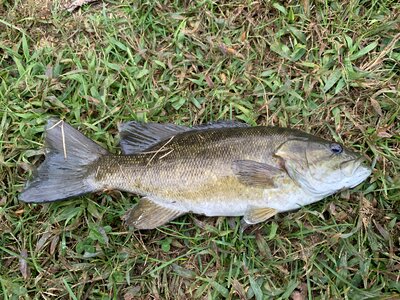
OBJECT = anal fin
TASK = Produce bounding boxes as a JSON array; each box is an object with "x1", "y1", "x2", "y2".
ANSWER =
[
  {"x1": 123, "y1": 197, "x2": 184, "y2": 229},
  {"x1": 243, "y1": 207, "x2": 278, "y2": 225}
]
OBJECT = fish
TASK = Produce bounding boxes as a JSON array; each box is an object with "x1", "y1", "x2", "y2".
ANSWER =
[{"x1": 19, "y1": 118, "x2": 372, "y2": 230}]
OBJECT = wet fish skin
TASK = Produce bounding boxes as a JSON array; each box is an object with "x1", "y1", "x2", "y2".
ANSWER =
[{"x1": 19, "y1": 119, "x2": 372, "y2": 229}]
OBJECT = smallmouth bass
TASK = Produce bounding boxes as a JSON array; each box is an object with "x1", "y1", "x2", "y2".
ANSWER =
[{"x1": 20, "y1": 119, "x2": 371, "y2": 229}]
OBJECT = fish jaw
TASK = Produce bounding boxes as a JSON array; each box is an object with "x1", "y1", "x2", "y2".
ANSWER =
[{"x1": 347, "y1": 165, "x2": 372, "y2": 188}]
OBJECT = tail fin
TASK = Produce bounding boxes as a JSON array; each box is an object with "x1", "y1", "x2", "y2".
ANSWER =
[{"x1": 19, "y1": 119, "x2": 109, "y2": 203}]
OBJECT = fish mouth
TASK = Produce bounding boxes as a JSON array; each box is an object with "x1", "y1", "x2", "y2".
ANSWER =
[
  {"x1": 341, "y1": 156, "x2": 367, "y2": 173},
  {"x1": 341, "y1": 157, "x2": 372, "y2": 187},
  {"x1": 354, "y1": 157, "x2": 372, "y2": 173}
]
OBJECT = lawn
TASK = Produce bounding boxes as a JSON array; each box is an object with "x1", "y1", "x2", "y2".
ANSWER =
[{"x1": 0, "y1": 0, "x2": 399, "y2": 299}]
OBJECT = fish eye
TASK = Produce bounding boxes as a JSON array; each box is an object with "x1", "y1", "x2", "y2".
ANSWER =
[{"x1": 330, "y1": 143, "x2": 343, "y2": 154}]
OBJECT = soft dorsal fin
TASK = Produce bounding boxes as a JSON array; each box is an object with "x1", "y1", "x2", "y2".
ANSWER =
[
  {"x1": 118, "y1": 120, "x2": 249, "y2": 155},
  {"x1": 123, "y1": 197, "x2": 184, "y2": 229},
  {"x1": 193, "y1": 120, "x2": 250, "y2": 130}
]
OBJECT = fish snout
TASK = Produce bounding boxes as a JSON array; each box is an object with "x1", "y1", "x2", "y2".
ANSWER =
[
  {"x1": 339, "y1": 156, "x2": 372, "y2": 189},
  {"x1": 340, "y1": 156, "x2": 369, "y2": 177}
]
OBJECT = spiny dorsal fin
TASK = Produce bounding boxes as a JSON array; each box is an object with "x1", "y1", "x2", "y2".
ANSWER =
[
  {"x1": 244, "y1": 207, "x2": 278, "y2": 224},
  {"x1": 232, "y1": 160, "x2": 284, "y2": 188},
  {"x1": 118, "y1": 122, "x2": 189, "y2": 154},
  {"x1": 118, "y1": 120, "x2": 249, "y2": 155},
  {"x1": 123, "y1": 197, "x2": 184, "y2": 229}
]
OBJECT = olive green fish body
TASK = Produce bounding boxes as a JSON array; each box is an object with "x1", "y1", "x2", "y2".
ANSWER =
[
  {"x1": 91, "y1": 127, "x2": 308, "y2": 216},
  {"x1": 20, "y1": 120, "x2": 372, "y2": 229}
]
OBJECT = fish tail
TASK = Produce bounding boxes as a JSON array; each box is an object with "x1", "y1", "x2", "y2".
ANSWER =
[{"x1": 19, "y1": 119, "x2": 109, "y2": 203}]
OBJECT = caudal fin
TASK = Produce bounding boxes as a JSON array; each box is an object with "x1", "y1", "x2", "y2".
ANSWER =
[{"x1": 19, "y1": 119, "x2": 109, "y2": 203}]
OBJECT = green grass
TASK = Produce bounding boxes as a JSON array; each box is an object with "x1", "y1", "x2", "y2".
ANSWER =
[{"x1": 1, "y1": 0, "x2": 399, "y2": 299}]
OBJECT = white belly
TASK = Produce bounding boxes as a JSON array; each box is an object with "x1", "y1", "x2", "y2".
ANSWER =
[
  {"x1": 263, "y1": 187, "x2": 320, "y2": 212},
  {"x1": 150, "y1": 182, "x2": 319, "y2": 217}
]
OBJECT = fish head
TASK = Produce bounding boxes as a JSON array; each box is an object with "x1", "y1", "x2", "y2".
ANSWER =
[{"x1": 275, "y1": 137, "x2": 371, "y2": 198}]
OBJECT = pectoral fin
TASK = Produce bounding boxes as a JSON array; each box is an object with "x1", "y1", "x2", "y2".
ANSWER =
[
  {"x1": 123, "y1": 197, "x2": 184, "y2": 229},
  {"x1": 244, "y1": 207, "x2": 278, "y2": 224},
  {"x1": 232, "y1": 160, "x2": 284, "y2": 188}
]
